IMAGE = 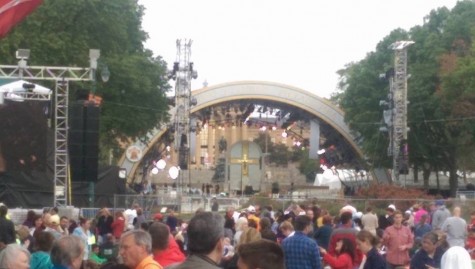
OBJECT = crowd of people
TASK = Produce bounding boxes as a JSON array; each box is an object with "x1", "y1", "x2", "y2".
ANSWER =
[{"x1": 0, "y1": 199, "x2": 474, "y2": 269}]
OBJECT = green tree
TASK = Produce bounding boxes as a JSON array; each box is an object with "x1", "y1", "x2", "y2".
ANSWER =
[
  {"x1": 0, "y1": 0, "x2": 170, "y2": 164},
  {"x1": 337, "y1": 2, "x2": 475, "y2": 196}
]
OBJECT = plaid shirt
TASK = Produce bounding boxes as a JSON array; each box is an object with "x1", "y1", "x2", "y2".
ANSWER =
[{"x1": 282, "y1": 231, "x2": 322, "y2": 269}]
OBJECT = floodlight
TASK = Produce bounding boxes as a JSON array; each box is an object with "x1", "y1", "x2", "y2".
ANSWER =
[
  {"x1": 16, "y1": 49, "x2": 30, "y2": 59},
  {"x1": 118, "y1": 168, "x2": 127, "y2": 179}
]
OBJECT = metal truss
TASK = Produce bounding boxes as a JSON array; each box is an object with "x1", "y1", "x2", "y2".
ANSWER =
[
  {"x1": 169, "y1": 39, "x2": 198, "y2": 169},
  {"x1": 0, "y1": 54, "x2": 96, "y2": 206},
  {"x1": 389, "y1": 41, "x2": 413, "y2": 183},
  {"x1": 0, "y1": 64, "x2": 93, "y2": 81}
]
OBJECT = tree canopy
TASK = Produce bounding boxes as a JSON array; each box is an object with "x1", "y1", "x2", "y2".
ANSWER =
[
  {"x1": 336, "y1": 1, "x2": 475, "y2": 196},
  {"x1": 0, "y1": 0, "x2": 171, "y2": 163}
]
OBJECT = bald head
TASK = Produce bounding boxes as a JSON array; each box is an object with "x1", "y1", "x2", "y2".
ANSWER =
[{"x1": 453, "y1": 206, "x2": 461, "y2": 217}]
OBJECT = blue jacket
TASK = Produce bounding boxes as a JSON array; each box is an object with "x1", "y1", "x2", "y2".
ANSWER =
[
  {"x1": 30, "y1": 251, "x2": 53, "y2": 269},
  {"x1": 410, "y1": 247, "x2": 444, "y2": 269},
  {"x1": 363, "y1": 247, "x2": 385, "y2": 269}
]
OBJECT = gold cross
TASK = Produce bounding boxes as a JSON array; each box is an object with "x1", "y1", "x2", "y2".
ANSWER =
[{"x1": 230, "y1": 141, "x2": 259, "y2": 176}]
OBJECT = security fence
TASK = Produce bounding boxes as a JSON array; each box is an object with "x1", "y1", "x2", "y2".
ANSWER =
[{"x1": 8, "y1": 194, "x2": 475, "y2": 225}]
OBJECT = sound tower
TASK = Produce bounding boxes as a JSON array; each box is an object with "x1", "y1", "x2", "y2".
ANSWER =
[{"x1": 69, "y1": 101, "x2": 100, "y2": 182}]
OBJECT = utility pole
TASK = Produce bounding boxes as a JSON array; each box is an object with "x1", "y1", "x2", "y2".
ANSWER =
[
  {"x1": 0, "y1": 49, "x2": 100, "y2": 206},
  {"x1": 389, "y1": 41, "x2": 413, "y2": 184},
  {"x1": 167, "y1": 39, "x2": 198, "y2": 192}
]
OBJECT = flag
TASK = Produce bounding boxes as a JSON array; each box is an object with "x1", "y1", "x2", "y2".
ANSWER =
[{"x1": 0, "y1": 0, "x2": 42, "y2": 39}]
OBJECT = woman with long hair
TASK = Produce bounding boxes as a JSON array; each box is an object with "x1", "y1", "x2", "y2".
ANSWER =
[
  {"x1": 319, "y1": 238, "x2": 355, "y2": 269},
  {"x1": 356, "y1": 230, "x2": 385, "y2": 269},
  {"x1": 223, "y1": 227, "x2": 261, "y2": 269}
]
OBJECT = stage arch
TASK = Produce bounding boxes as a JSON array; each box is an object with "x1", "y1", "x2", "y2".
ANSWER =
[{"x1": 118, "y1": 81, "x2": 363, "y2": 183}]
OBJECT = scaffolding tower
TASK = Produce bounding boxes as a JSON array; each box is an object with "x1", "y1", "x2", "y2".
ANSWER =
[
  {"x1": 389, "y1": 41, "x2": 414, "y2": 183},
  {"x1": 168, "y1": 39, "x2": 198, "y2": 175}
]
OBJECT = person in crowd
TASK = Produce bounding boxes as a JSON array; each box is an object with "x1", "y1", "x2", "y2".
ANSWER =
[
  {"x1": 23, "y1": 209, "x2": 37, "y2": 228},
  {"x1": 224, "y1": 206, "x2": 236, "y2": 235},
  {"x1": 361, "y1": 206, "x2": 378, "y2": 236},
  {"x1": 134, "y1": 208, "x2": 147, "y2": 230},
  {"x1": 119, "y1": 229, "x2": 162, "y2": 269},
  {"x1": 355, "y1": 230, "x2": 385, "y2": 269},
  {"x1": 233, "y1": 217, "x2": 248, "y2": 246},
  {"x1": 68, "y1": 220, "x2": 78, "y2": 235},
  {"x1": 89, "y1": 244, "x2": 107, "y2": 265},
  {"x1": 319, "y1": 238, "x2": 355, "y2": 269},
  {"x1": 222, "y1": 237, "x2": 234, "y2": 259},
  {"x1": 167, "y1": 212, "x2": 224, "y2": 269},
  {"x1": 382, "y1": 210, "x2": 414, "y2": 269},
  {"x1": 353, "y1": 212, "x2": 364, "y2": 231},
  {"x1": 317, "y1": 209, "x2": 329, "y2": 228},
  {"x1": 441, "y1": 206, "x2": 467, "y2": 247},
  {"x1": 97, "y1": 208, "x2": 113, "y2": 243},
  {"x1": 73, "y1": 217, "x2": 93, "y2": 265},
  {"x1": 236, "y1": 239, "x2": 285, "y2": 269},
  {"x1": 30, "y1": 231, "x2": 55, "y2": 269},
  {"x1": 211, "y1": 198, "x2": 219, "y2": 212},
  {"x1": 431, "y1": 200, "x2": 451, "y2": 230},
  {"x1": 111, "y1": 210, "x2": 126, "y2": 240},
  {"x1": 59, "y1": 216, "x2": 70, "y2": 236},
  {"x1": 328, "y1": 211, "x2": 362, "y2": 267},
  {"x1": 403, "y1": 210, "x2": 415, "y2": 229},
  {"x1": 279, "y1": 220, "x2": 295, "y2": 241},
  {"x1": 166, "y1": 209, "x2": 178, "y2": 234},
  {"x1": 17, "y1": 225, "x2": 35, "y2": 253},
  {"x1": 0, "y1": 204, "x2": 16, "y2": 249},
  {"x1": 100, "y1": 234, "x2": 119, "y2": 262},
  {"x1": 379, "y1": 204, "x2": 396, "y2": 231},
  {"x1": 259, "y1": 217, "x2": 276, "y2": 242},
  {"x1": 44, "y1": 214, "x2": 63, "y2": 239},
  {"x1": 31, "y1": 214, "x2": 45, "y2": 236},
  {"x1": 410, "y1": 231, "x2": 446, "y2": 269},
  {"x1": 414, "y1": 203, "x2": 429, "y2": 226},
  {"x1": 271, "y1": 211, "x2": 283, "y2": 234},
  {"x1": 149, "y1": 222, "x2": 185, "y2": 267},
  {"x1": 466, "y1": 210, "x2": 475, "y2": 259},
  {"x1": 222, "y1": 227, "x2": 262, "y2": 269},
  {"x1": 239, "y1": 227, "x2": 261, "y2": 246},
  {"x1": 282, "y1": 215, "x2": 321, "y2": 269},
  {"x1": 50, "y1": 235, "x2": 85, "y2": 269},
  {"x1": 0, "y1": 244, "x2": 30, "y2": 269},
  {"x1": 124, "y1": 204, "x2": 139, "y2": 231},
  {"x1": 247, "y1": 206, "x2": 260, "y2": 231},
  {"x1": 414, "y1": 214, "x2": 432, "y2": 242},
  {"x1": 440, "y1": 246, "x2": 472, "y2": 269},
  {"x1": 314, "y1": 214, "x2": 333, "y2": 250},
  {"x1": 306, "y1": 208, "x2": 316, "y2": 227}
]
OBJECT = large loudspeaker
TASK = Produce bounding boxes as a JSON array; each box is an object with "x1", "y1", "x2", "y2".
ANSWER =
[{"x1": 69, "y1": 102, "x2": 100, "y2": 182}]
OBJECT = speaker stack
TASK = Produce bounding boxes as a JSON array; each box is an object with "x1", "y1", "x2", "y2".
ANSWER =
[{"x1": 68, "y1": 91, "x2": 100, "y2": 182}]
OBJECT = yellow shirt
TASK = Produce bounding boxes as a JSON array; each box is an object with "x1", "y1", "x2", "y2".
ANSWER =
[{"x1": 136, "y1": 255, "x2": 163, "y2": 269}]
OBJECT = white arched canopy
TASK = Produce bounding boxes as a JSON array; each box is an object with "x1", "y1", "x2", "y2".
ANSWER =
[{"x1": 118, "y1": 81, "x2": 363, "y2": 181}]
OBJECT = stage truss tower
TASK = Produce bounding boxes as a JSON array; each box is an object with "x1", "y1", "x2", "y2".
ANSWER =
[{"x1": 0, "y1": 49, "x2": 101, "y2": 206}]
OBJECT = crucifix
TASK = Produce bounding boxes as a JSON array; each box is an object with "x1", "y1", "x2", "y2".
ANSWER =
[
  {"x1": 230, "y1": 141, "x2": 259, "y2": 176},
  {"x1": 230, "y1": 141, "x2": 260, "y2": 195}
]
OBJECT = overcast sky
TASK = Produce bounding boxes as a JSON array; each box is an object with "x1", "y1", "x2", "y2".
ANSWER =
[{"x1": 139, "y1": 0, "x2": 459, "y2": 98}]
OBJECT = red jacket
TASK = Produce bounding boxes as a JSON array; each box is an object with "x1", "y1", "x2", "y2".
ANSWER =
[
  {"x1": 328, "y1": 226, "x2": 363, "y2": 266},
  {"x1": 323, "y1": 252, "x2": 353, "y2": 269},
  {"x1": 111, "y1": 217, "x2": 125, "y2": 239},
  {"x1": 153, "y1": 235, "x2": 186, "y2": 267}
]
